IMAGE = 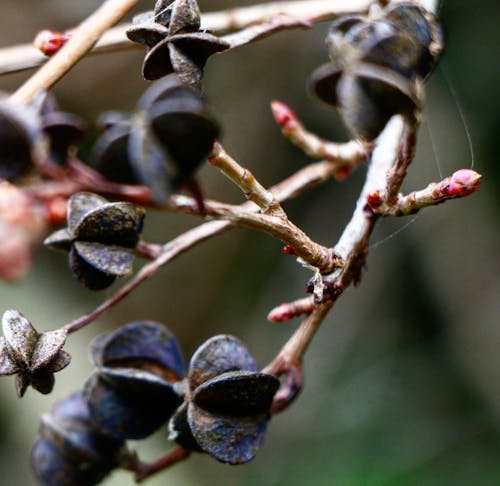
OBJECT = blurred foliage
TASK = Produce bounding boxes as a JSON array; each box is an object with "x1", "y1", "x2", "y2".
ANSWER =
[{"x1": 0, "y1": 0, "x2": 499, "y2": 485}]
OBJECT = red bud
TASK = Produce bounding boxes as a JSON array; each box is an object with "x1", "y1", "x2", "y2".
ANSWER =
[
  {"x1": 443, "y1": 169, "x2": 481, "y2": 197},
  {"x1": 33, "y1": 30, "x2": 71, "y2": 56},
  {"x1": 271, "y1": 101, "x2": 297, "y2": 129}
]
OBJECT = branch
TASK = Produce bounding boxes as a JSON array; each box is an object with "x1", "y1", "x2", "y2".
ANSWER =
[
  {"x1": 0, "y1": 0, "x2": 373, "y2": 75},
  {"x1": 263, "y1": 117, "x2": 405, "y2": 384},
  {"x1": 133, "y1": 446, "x2": 191, "y2": 483},
  {"x1": 10, "y1": 0, "x2": 141, "y2": 104},
  {"x1": 367, "y1": 169, "x2": 482, "y2": 216},
  {"x1": 271, "y1": 100, "x2": 368, "y2": 172},
  {"x1": 208, "y1": 142, "x2": 341, "y2": 271},
  {"x1": 61, "y1": 154, "x2": 349, "y2": 334}
]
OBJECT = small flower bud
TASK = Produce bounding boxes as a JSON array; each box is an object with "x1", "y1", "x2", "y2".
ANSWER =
[
  {"x1": 443, "y1": 169, "x2": 481, "y2": 197},
  {"x1": 33, "y1": 30, "x2": 71, "y2": 56}
]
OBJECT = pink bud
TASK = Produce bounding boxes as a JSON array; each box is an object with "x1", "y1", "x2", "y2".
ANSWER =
[
  {"x1": 366, "y1": 190, "x2": 383, "y2": 208},
  {"x1": 334, "y1": 165, "x2": 353, "y2": 181},
  {"x1": 271, "y1": 101, "x2": 297, "y2": 129},
  {"x1": 268, "y1": 304, "x2": 293, "y2": 322},
  {"x1": 443, "y1": 169, "x2": 482, "y2": 197},
  {"x1": 33, "y1": 29, "x2": 70, "y2": 56}
]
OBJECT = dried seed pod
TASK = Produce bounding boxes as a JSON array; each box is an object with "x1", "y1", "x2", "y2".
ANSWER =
[
  {"x1": 32, "y1": 391, "x2": 124, "y2": 486},
  {"x1": 0, "y1": 99, "x2": 45, "y2": 181},
  {"x1": 170, "y1": 335, "x2": 279, "y2": 464},
  {"x1": 144, "y1": 76, "x2": 219, "y2": 179},
  {"x1": 154, "y1": 0, "x2": 175, "y2": 27},
  {"x1": 41, "y1": 111, "x2": 85, "y2": 165},
  {"x1": 93, "y1": 75, "x2": 219, "y2": 203},
  {"x1": 127, "y1": 0, "x2": 229, "y2": 89},
  {"x1": 84, "y1": 321, "x2": 185, "y2": 440},
  {"x1": 309, "y1": 3, "x2": 442, "y2": 140},
  {"x1": 91, "y1": 122, "x2": 139, "y2": 185},
  {"x1": 0, "y1": 310, "x2": 70, "y2": 397},
  {"x1": 44, "y1": 193, "x2": 145, "y2": 290},
  {"x1": 142, "y1": 31, "x2": 229, "y2": 89}
]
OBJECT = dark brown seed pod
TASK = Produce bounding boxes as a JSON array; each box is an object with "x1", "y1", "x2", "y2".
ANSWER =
[
  {"x1": 0, "y1": 310, "x2": 70, "y2": 397},
  {"x1": 141, "y1": 32, "x2": 229, "y2": 89},
  {"x1": 44, "y1": 193, "x2": 145, "y2": 290},
  {"x1": 41, "y1": 111, "x2": 85, "y2": 165},
  {"x1": 309, "y1": 3, "x2": 442, "y2": 140},
  {"x1": 32, "y1": 391, "x2": 124, "y2": 486},
  {"x1": 84, "y1": 321, "x2": 185, "y2": 440},
  {"x1": 127, "y1": 0, "x2": 229, "y2": 89},
  {"x1": 0, "y1": 99, "x2": 44, "y2": 181},
  {"x1": 171, "y1": 335, "x2": 279, "y2": 464}
]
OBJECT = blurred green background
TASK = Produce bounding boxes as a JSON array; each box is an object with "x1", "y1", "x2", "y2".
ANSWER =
[{"x1": 0, "y1": 0, "x2": 498, "y2": 485}]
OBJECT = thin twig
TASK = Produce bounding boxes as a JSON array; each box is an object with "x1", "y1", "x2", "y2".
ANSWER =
[
  {"x1": 0, "y1": 0, "x2": 373, "y2": 75},
  {"x1": 263, "y1": 116, "x2": 406, "y2": 380},
  {"x1": 369, "y1": 168, "x2": 482, "y2": 216},
  {"x1": 61, "y1": 155, "x2": 349, "y2": 334},
  {"x1": 10, "y1": 0, "x2": 141, "y2": 104},
  {"x1": 134, "y1": 446, "x2": 191, "y2": 483},
  {"x1": 271, "y1": 100, "x2": 368, "y2": 169},
  {"x1": 170, "y1": 195, "x2": 338, "y2": 272}
]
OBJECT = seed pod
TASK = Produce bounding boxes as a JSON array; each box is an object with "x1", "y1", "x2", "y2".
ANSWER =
[
  {"x1": 84, "y1": 321, "x2": 185, "y2": 440},
  {"x1": 0, "y1": 99, "x2": 45, "y2": 181},
  {"x1": 0, "y1": 309, "x2": 70, "y2": 397},
  {"x1": 127, "y1": 0, "x2": 229, "y2": 89},
  {"x1": 92, "y1": 75, "x2": 219, "y2": 204},
  {"x1": 169, "y1": 335, "x2": 279, "y2": 464},
  {"x1": 31, "y1": 391, "x2": 125, "y2": 486},
  {"x1": 44, "y1": 193, "x2": 145, "y2": 290},
  {"x1": 309, "y1": 3, "x2": 442, "y2": 140}
]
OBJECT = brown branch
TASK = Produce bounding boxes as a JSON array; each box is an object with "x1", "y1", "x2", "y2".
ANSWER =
[
  {"x1": 134, "y1": 446, "x2": 191, "y2": 483},
  {"x1": 368, "y1": 168, "x2": 482, "y2": 216},
  {"x1": 10, "y1": 0, "x2": 141, "y2": 104},
  {"x1": 0, "y1": 0, "x2": 373, "y2": 75},
  {"x1": 267, "y1": 296, "x2": 315, "y2": 322},
  {"x1": 263, "y1": 116, "x2": 406, "y2": 382},
  {"x1": 271, "y1": 100, "x2": 368, "y2": 170},
  {"x1": 61, "y1": 155, "x2": 348, "y2": 334}
]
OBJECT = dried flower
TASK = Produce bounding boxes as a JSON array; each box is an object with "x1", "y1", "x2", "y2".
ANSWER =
[
  {"x1": 0, "y1": 310, "x2": 70, "y2": 397},
  {"x1": 44, "y1": 192, "x2": 145, "y2": 290}
]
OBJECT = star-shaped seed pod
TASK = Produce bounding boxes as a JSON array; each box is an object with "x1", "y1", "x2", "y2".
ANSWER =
[
  {"x1": 44, "y1": 192, "x2": 145, "y2": 290},
  {"x1": 32, "y1": 391, "x2": 125, "y2": 486},
  {"x1": 169, "y1": 335, "x2": 280, "y2": 464},
  {"x1": 127, "y1": 0, "x2": 229, "y2": 90},
  {"x1": 0, "y1": 310, "x2": 70, "y2": 397},
  {"x1": 92, "y1": 75, "x2": 219, "y2": 203},
  {"x1": 309, "y1": 2, "x2": 442, "y2": 141},
  {"x1": 84, "y1": 321, "x2": 185, "y2": 440},
  {"x1": 0, "y1": 98, "x2": 46, "y2": 182}
]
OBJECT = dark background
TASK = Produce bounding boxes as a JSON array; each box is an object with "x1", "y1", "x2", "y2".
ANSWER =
[{"x1": 0, "y1": 1, "x2": 498, "y2": 484}]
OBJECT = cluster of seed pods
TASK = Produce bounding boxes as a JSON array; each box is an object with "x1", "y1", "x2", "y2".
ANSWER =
[
  {"x1": 31, "y1": 321, "x2": 279, "y2": 485},
  {"x1": 309, "y1": 2, "x2": 443, "y2": 140}
]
